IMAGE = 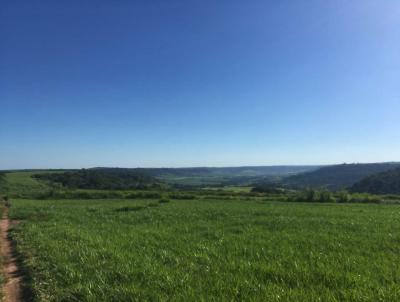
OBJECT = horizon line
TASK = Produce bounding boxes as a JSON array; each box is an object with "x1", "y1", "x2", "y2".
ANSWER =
[{"x1": 2, "y1": 161, "x2": 400, "y2": 171}]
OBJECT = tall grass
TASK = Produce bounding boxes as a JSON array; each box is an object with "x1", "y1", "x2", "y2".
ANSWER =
[
  {"x1": 1, "y1": 172, "x2": 52, "y2": 198},
  {"x1": 9, "y1": 199, "x2": 400, "y2": 301}
]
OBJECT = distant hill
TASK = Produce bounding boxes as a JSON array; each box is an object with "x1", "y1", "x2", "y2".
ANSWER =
[
  {"x1": 283, "y1": 163, "x2": 400, "y2": 191},
  {"x1": 34, "y1": 168, "x2": 158, "y2": 190},
  {"x1": 0, "y1": 171, "x2": 54, "y2": 198},
  {"x1": 94, "y1": 166, "x2": 320, "y2": 177},
  {"x1": 350, "y1": 167, "x2": 400, "y2": 194},
  {"x1": 92, "y1": 166, "x2": 321, "y2": 187},
  {"x1": 0, "y1": 166, "x2": 322, "y2": 192}
]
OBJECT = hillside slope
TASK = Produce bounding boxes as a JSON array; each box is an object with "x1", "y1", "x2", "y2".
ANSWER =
[
  {"x1": 284, "y1": 163, "x2": 400, "y2": 191},
  {"x1": 350, "y1": 167, "x2": 400, "y2": 194},
  {"x1": 34, "y1": 168, "x2": 159, "y2": 190},
  {"x1": 94, "y1": 166, "x2": 321, "y2": 177},
  {"x1": 94, "y1": 166, "x2": 321, "y2": 187},
  {"x1": 0, "y1": 171, "x2": 52, "y2": 198}
]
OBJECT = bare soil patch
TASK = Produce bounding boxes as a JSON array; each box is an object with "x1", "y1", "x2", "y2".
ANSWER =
[{"x1": 1, "y1": 207, "x2": 22, "y2": 302}]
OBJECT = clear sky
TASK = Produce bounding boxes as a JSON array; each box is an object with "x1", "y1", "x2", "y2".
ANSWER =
[{"x1": 1, "y1": 0, "x2": 399, "y2": 169}]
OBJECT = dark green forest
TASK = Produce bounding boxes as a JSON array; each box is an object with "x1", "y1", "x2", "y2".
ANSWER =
[
  {"x1": 0, "y1": 172, "x2": 5, "y2": 190},
  {"x1": 34, "y1": 169, "x2": 158, "y2": 190},
  {"x1": 283, "y1": 163, "x2": 400, "y2": 190},
  {"x1": 350, "y1": 167, "x2": 400, "y2": 194}
]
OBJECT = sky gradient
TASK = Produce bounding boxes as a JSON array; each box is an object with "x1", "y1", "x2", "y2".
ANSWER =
[{"x1": 1, "y1": 0, "x2": 400, "y2": 169}]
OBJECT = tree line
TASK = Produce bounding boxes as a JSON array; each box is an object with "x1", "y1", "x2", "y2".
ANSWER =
[
  {"x1": 350, "y1": 167, "x2": 400, "y2": 195},
  {"x1": 34, "y1": 169, "x2": 159, "y2": 190}
]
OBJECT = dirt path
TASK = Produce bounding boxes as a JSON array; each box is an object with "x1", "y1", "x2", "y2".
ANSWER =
[{"x1": 1, "y1": 207, "x2": 22, "y2": 302}]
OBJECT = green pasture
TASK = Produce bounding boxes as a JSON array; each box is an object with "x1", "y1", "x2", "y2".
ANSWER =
[{"x1": 8, "y1": 198, "x2": 400, "y2": 301}]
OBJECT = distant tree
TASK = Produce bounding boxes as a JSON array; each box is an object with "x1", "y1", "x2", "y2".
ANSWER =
[
  {"x1": 251, "y1": 183, "x2": 283, "y2": 194},
  {"x1": 291, "y1": 189, "x2": 334, "y2": 203},
  {"x1": 336, "y1": 191, "x2": 352, "y2": 203},
  {"x1": 0, "y1": 172, "x2": 6, "y2": 191},
  {"x1": 33, "y1": 168, "x2": 158, "y2": 190}
]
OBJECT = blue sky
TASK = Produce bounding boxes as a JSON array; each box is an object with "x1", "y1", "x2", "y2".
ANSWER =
[{"x1": 1, "y1": 0, "x2": 399, "y2": 169}]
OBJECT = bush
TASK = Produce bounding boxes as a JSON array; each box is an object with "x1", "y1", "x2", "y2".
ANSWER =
[
  {"x1": 351, "y1": 193, "x2": 382, "y2": 203},
  {"x1": 382, "y1": 194, "x2": 400, "y2": 201},
  {"x1": 168, "y1": 194, "x2": 196, "y2": 200},
  {"x1": 290, "y1": 189, "x2": 334, "y2": 203},
  {"x1": 336, "y1": 191, "x2": 352, "y2": 203},
  {"x1": 319, "y1": 190, "x2": 335, "y2": 203},
  {"x1": 251, "y1": 184, "x2": 283, "y2": 194},
  {"x1": 159, "y1": 198, "x2": 170, "y2": 204},
  {"x1": 125, "y1": 192, "x2": 162, "y2": 199},
  {"x1": 290, "y1": 189, "x2": 384, "y2": 204},
  {"x1": 36, "y1": 190, "x2": 124, "y2": 200}
]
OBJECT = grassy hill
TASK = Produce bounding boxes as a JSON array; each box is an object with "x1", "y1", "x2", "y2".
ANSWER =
[
  {"x1": 0, "y1": 171, "x2": 54, "y2": 198},
  {"x1": 283, "y1": 163, "x2": 400, "y2": 191},
  {"x1": 0, "y1": 169, "x2": 159, "y2": 198},
  {"x1": 350, "y1": 167, "x2": 400, "y2": 194},
  {"x1": 0, "y1": 166, "x2": 319, "y2": 198},
  {"x1": 34, "y1": 168, "x2": 159, "y2": 190},
  {"x1": 10, "y1": 198, "x2": 400, "y2": 301}
]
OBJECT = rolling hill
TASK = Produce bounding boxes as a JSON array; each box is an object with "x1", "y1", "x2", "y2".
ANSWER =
[
  {"x1": 350, "y1": 167, "x2": 400, "y2": 194},
  {"x1": 0, "y1": 171, "x2": 54, "y2": 198},
  {"x1": 34, "y1": 168, "x2": 159, "y2": 190},
  {"x1": 94, "y1": 166, "x2": 321, "y2": 187},
  {"x1": 283, "y1": 163, "x2": 400, "y2": 191},
  {"x1": 93, "y1": 166, "x2": 321, "y2": 177},
  {"x1": 0, "y1": 166, "x2": 321, "y2": 196}
]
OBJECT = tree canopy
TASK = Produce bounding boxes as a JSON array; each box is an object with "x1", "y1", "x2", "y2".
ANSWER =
[
  {"x1": 350, "y1": 167, "x2": 400, "y2": 195},
  {"x1": 34, "y1": 169, "x2": 158, "y2": 190},
  {"x1": 283, "y1": 163, "x2": 400, "y2": 191}
]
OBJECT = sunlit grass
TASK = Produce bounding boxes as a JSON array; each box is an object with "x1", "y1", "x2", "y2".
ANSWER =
[
  {"x1": 9, "y1": 199, "x2": 400, "y2": 301},
  {"x1": 2, "y1": 172, "x2": 51, "y2": 198}
]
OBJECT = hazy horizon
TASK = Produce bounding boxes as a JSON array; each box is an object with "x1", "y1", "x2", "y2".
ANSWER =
[
  {"x1": 1, "y1": 1, "x2": 399, "y2": 169},
  {"x1": 3, "y1": 161, "x2": 400, "y2": 171}
]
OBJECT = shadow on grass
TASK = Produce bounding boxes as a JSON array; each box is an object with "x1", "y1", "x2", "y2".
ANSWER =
[
  {"x1": 115, "y1": 205, "x2": 148, "y2": 212},
  {"x1": 115, "y1": 202, "x2": 163, "y2": 212},
  {"x1": 9, "y1": 226, "x2": 36, "y2": 302}
]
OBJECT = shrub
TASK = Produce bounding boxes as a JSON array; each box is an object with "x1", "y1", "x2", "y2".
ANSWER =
[
  {"x1": 319, "y1": 190, "x2": 335, "y2": 203},
  {"x1": 351, "y1": 193, "x2": 382, "y2": 203},
  {"x1": 125, "y1": 192, "x2": 162, "y2": 199},
  {"x1": 251, "y1": 184, "x2": 282, "y2": 194},
  {"x1": 168, "y1": 194, "x2": 196, "y2": 200},
  {"x1": 336, "y1": 191, "x2": 352, "y2": 203},
  {"x1": 115, "y1": 206, "x2": 146, "y2": 212},
  {"x1": 290, "y1": 189, "x2": 334, "y2": 203},
  {"x1": 290, "y1": 190, "x2": 384, "y2": 204},
  {"x1": 382, "y1": 194, "x2": 400, "y2": 201},
  {"x1": 36, "y1": 190, "x2": 124, "y2": 200}
]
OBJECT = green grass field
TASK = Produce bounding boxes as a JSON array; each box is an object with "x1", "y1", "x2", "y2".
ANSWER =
[
  {"x1": 0, "y1": 205, "x2": 3, "y2": 289},
  {"x1": 0, "y1": 172, "x2": 52, "y2": 198},
  {"x1": 8, "y1": 199, "x2": 400, "y2": 301}
]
